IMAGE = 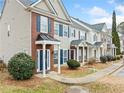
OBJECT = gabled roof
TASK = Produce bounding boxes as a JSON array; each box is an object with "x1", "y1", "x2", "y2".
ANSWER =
[
  {"x1": 18, "y1": 0, "x2": 38, "y2": 7},
  {"x1": 71, "y1": 39, "x2": 93, "y2": 47},
  {"x1": 37, "y1": 33, "x2": 60, "y2": 42},
  {"x1": 94, "y1": 42, "x2": 103, "y2": 47},
  {"x1": 91, "y1": 23, "x2": 105, "y2": 31},
  {"x1": 71, "y1": 19, "x2": 89, "y2": 31},
  {"x1": 72, "y1": 17, "x2": 107, "y2": 32}
]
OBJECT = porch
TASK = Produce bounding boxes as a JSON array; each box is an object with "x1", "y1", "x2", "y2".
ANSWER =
[
  {"x1": 35, "y1": 33, "x2": 61, "y2": 77},
  {"x1": 70, "y1": 39, "x2": 93, "y2": 65}
]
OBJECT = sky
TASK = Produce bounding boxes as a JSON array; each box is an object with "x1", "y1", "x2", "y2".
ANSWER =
[
  {"x1": 62, "y1": 0, "x2": 124, "y2": 28},
  {"x1": 0, "y1": 0, "x2": 124, "y2": 28}
]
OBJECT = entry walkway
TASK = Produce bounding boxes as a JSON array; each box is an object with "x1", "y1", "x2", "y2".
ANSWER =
[{"x1": 47, "y1": 62, "x2": 123, "y2": 84}]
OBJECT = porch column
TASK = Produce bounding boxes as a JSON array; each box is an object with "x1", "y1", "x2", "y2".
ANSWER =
[
  {"x1": 115, "y1": 48, "x2": 116, "y2": 56},
  {"x1": 83, "y1": 46, "x2": 85, "y2": 65},
  {"x1": 87, "y1": 46, "x2": 90, "y2": 62},
  {"x1": 58, "y1": 45, "x2": 61, "y2": 74},
  {"x1": 113, "y1": 48, "x2": 115, "y2": 56},
  {"x1": 43, "y1": 44, "x2": 46, "y2": 77},
  {"x1": 77, "y1": 46, "x2": 79, "y2": 61}
]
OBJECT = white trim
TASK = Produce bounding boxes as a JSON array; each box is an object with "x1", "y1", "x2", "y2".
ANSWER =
[
  {"x1": 37, "y1": 50, "x2": 40, "y2": 72},
  {"x1": 37, "y1": 49, "x2": 51, "y2": 73},
  {"x1": 63, "y1": 49, "x2": 68, "y2": 63},
  {"x1": 57, "y1": 0, "x2": 72, "y2": 23},
  {"x1": 30, "y1": 12, "x2": 32, "y2": 56},
  {"x1": 35, "y1": 40, "x2": 61, "y2": 45},
  {"x1": 71, "y1": 18, "x2": 92, "y2": 31},
  {"x1": 16, "y1": 0, "x2": 27, "y2": 9},
  {"x1": 30, "y1": 0, "x2": 42, "y2": 7},
  {"x1": 30, "y1": 0, "x2": 57, "y2": 16},
  {"x1": 43, "y1": 44, "x2": 46, "y2": 77},
  {"x1": 58, "y1": 45, "x2": 61, "y2": 74}
]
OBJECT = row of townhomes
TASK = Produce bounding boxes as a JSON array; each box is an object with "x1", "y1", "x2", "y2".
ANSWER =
[{"x1": 0, "y1": 0, "x2": 116, "y2": 76}]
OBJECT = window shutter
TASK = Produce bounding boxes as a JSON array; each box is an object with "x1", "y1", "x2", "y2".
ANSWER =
[
  {"x1": 68, "y1": 26, "x2": 70, "y2": 38},
  {"x1": 60, "y1": 49, "x2": 63, "y2": 64},
  {"x1": 74, "y1": 30, "x2": 76, "y2": 37},
  {"x1": 37, "y1": 16, "x2": 40, "y2": 32},
  {"x1": 40, "y1": 50, "x2": 43, "y2": 70},
  {"x1": 59, "y1": 24, "x2": 63, "y2": 36},
  {"x1": 68, "y1": 50, "x2": 70, "y2": 60},
  {"x1": 48, "y1": 18, "x2": 51, "y2": 33},
  {"x1": 79, "y1": 31, "x2": 80, "y2": 39}
]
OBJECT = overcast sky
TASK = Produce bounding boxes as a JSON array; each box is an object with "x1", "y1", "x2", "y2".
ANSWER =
[{"x1": 0, "y1": 0, "x2": 124, "y2": 28}]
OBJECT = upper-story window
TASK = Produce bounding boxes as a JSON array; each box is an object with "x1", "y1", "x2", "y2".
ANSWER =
[
  {"x1": 85, "y1": 33, "x2": 87, "y2": 40},
  {"x1": 40, "y1": 16, "x2": 48, "y2": 33},
  {"x1": 80, "y1": 31, "x2": 84, "y2": 39},
  {"x1": 54, "y1": 22, "x2": 59, "y2": 35},
  {"x1": 71, "y1": 28, "x2": 75, "y2": 38},
  {"x1": 93, "y1": 34, "x2": 97, "y2": 41},
  {"x1": 63, "y1": 25, "x2": 68, "y2": 37}
]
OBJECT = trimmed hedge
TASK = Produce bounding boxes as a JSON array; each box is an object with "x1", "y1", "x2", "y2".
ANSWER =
[
  {"x1": 100, "y1": 56, "x2": 107, "y2": 63},
  {"x1": 106, "y1": 55, "x2": 113, "y2": 62},
  {"x1": 116, "y1": 56, "x2": 120, "y2": 60},
  {"x1": 8, "y1": 53, "x2": 35, "y2": 80},
  {"x1": 67, "y1": 59, "x2": 80, "y2": 69}
]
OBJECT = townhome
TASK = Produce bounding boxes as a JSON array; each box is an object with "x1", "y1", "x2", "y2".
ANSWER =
[
  {"x1": 71, "y1": 18, "x2": 116, "y2": 61},
  {"x1": 0, "y1": 0, "x2": 72, "y2": 77},
  {"x1": 0, "y1": 0, "x2": 116, "y2": 77}
]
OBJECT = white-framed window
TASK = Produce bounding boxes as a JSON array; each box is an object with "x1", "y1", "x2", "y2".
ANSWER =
[
  {"x1": 63, "y1": 25, "x2": 68, "y2": 37},
  {"x1": 54, "y1": 50, "x2": 58, "y2": 64},
  {"x1": 85, "y1": 33, "x2": 87, "y2": 40},
  {"x1": 93, "y1": 34, "x2": 97, "y2": 41},
  {"x1": 80, "y1": 31, "x2": 85, "y2": 40},
  {"x1": 40, "y1": 16, "x2": 48, "y2": 33},
  {"x1": 54, "y1": 22, "x2": 59, "y2": 35},
  {"x1": 71, "y1": 28, "x2": 75, "y2": 38},
  {"x1": 63, "y1": 50, "x2": 68, "y2": 63}
]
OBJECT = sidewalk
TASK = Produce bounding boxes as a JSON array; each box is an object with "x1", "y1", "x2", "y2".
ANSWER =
[{"x1": 47, "y1": 62, "x2": 123, "y2": 84}]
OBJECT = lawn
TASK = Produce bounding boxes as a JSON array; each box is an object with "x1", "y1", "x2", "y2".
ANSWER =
[
  {"x1": 0, "y1": 72, "x2": 67, "y2": 93},
  {"x1": 54, "y1": 62, "x2": 113, "y2": 78},
  {"x1": 1, "y1": 71, "x2": 124, "y2": 93}
]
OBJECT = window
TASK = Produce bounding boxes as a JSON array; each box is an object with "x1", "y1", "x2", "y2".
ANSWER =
[
  {"x1": 40, "y1": 16, "x2": 48, "y2": 33},
  {"x1": 63, "y1": 50, "x2": 68, "y2": 63},
  {"x1": 71, "y1": 28, "x2": 75, "y2": 37},
  {"x1": 93, "y1": 34, "x2": 97, "y2": 41},
  {"x1": 54, "y1": 22, "x2": 59, "y2": 35},
  {"x1": 54, "y1": 50, "x2": 58, "y2": 64},
  {"x1": 85, "y1": 33, "x2": 87, "y2": 40},
  {"x1": 79, "y1": 31, "x2": 85, "y2": 40},
  {"x1": 63, "y1": 25, "x2": 68, "y2": 37}
]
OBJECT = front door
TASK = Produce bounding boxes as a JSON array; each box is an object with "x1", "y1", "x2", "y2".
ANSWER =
[
  {"x1": 70, "y1": 49, "x2": 75, "y2": 60},
  {"x1": 37, "y1": 49, "x2": 50, "y2": 72}
]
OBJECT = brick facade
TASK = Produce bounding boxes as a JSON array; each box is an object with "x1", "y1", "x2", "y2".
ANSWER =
[{"x1": 31, "y1": 12, "x2": 55, "y2": 71}]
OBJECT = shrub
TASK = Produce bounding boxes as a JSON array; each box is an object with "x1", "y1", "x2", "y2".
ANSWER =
[
  {"x1": 100, "y1": 56, "x2": 107, "y2": 63},
  {"x1": 8, "y1": 53, "x2": 35, "y2": 80},
  {"x1": 112, "y1": 57, "x2": 116, "y2": 61},
  {"x1": 120, "y1": 55, "x2": 123, "y2": 59},
  {"x1": 88, "y1": 58, "x2": 96, "y2": 65},
  {"x1": 116, "y1": 56, "x2": 120, "y2": 60},
  {"x1": 106, "y1": 55, "x2": 113, "y2": 62},
  {"x1": 67, "y1": 59, "x2": 80, "y2": 69}
]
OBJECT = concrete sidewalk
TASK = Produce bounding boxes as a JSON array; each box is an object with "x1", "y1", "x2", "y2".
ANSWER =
[{"x1": 47, "y1": 62, "x2": 123, "y2": 84}]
